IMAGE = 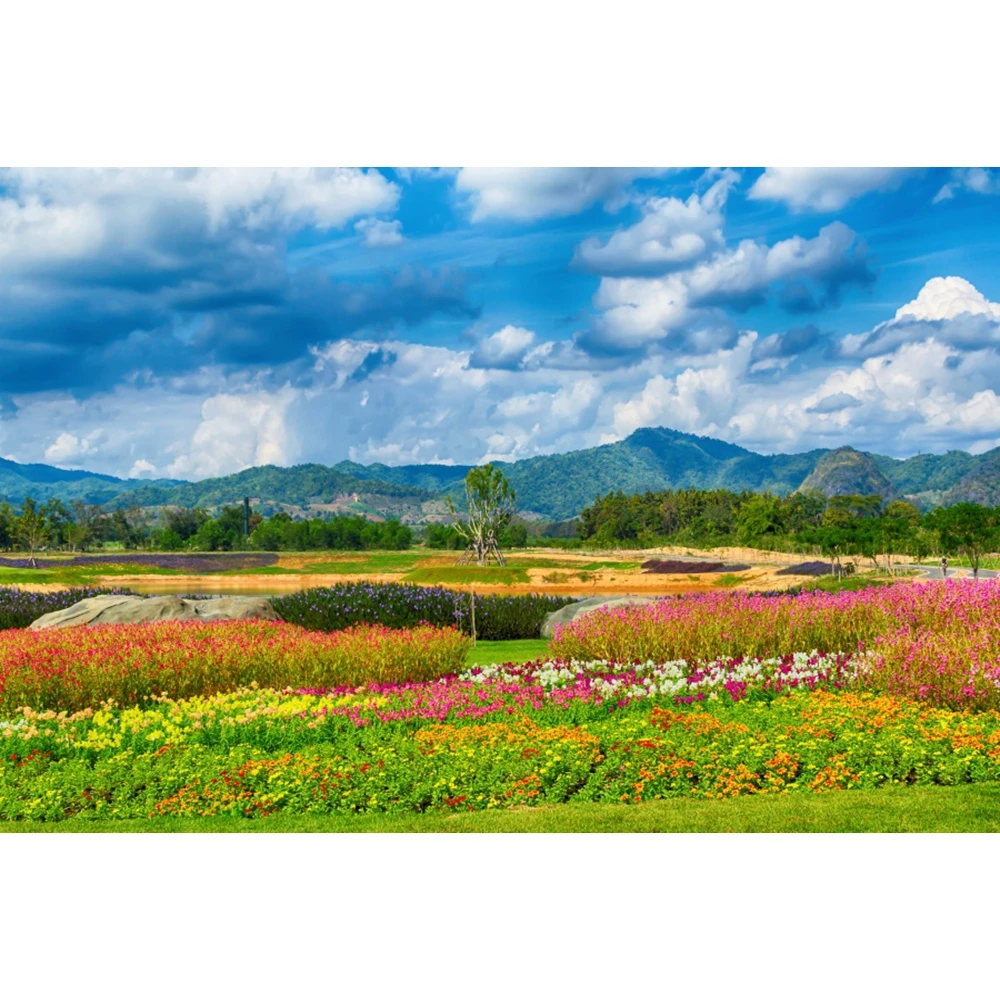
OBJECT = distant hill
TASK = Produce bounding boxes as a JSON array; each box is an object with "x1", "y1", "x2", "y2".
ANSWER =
[
  {"x1": 4, "y1": 426, "x2": 1000, "y2": 521},
  {"x1": 0, "y1": 456, "x2": 139, "y2": 506},
  {"x1": 798, "y1": 447, "x2": 897, "y2": 499}
]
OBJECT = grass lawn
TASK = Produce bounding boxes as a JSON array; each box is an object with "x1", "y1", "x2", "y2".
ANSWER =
[
  {"x1": 303, "y1": 552, "x2": 424, "y2": 574},
  {"x1": 464, "y1": 638, "x2": 550, "y2": 665},
  {"x1": 404, "y1": 566, "x2": 530, "y2": 586},
  {"x1": 4, "y1": 783, "x2": 999, "y2": 833}
]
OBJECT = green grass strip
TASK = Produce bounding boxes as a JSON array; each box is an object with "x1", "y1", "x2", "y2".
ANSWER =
[{"x1": 4, "y1": 783, "x2": 999, "y2": 833}]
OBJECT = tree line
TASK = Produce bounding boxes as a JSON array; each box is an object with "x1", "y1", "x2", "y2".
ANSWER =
[
  {"x1": 0, "y1": 499, "x2": 414, "y2": 555},
  {"x1": 578, "y1": 488, "x2": 1000, "y2": 576}
]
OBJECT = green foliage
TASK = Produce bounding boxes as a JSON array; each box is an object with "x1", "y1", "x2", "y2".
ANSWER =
[
  {"x1": 424, "y1": 523, "x2": 463, "y2": 549},
  {"x1": 925, "y1": 502, "x2": 999, "y2": 576},
  {"x1": 248, "y1": 513, "x2": 412, "y2": 552},
  {"x1": 273, "y1": 582, "x2": 575, "y2": 640},
  {"x1": 579, "y1": 487, "x2": 827, "y2": 547},
  {"x1": 14, "y1": 497, "x2": 48, "y2": 561},
  {"x1": 0, "y1": 502, "x2": 13, "y2": 550}
]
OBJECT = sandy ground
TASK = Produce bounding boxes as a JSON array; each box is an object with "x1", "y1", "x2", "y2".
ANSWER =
[
  {"x1": 82, "y1": 565, "x2": 817, "y2": 596},
  {"x1": 8, "y1": 546, "x2": 819, "y2": 597}
]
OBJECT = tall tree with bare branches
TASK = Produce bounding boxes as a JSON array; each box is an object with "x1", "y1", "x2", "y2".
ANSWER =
[{"x1": 447, "y1": 465, "x2": 516, "y2": 566}]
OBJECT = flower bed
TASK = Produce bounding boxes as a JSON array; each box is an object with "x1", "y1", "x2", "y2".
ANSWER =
[
  {"x1": 273, "y1": 582, "x2": 577, "y2": 640},
  {"x1": 0, "y1": 620, "x2": 470, "y2": 713},
  {"x1": 1, "y1": 685, "x2": 998, "y2": 821},
  {"x1": 549, "y1": 579, "x2": 1000, "y2": 710}
]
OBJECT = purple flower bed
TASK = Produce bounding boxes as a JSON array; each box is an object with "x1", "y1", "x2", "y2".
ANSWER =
[
  {"x1": 0, "y1": 553, "x2": 279, "y2": 571},
  {"x1": 0, "y1": 586, "x2": 139, "y2": 630},
  {"x1": 273, "y1": 582, "x2": 578, "y2": 640},
  {"x1": 776, "y1": 561, "x2": 836, "y2": 577}
]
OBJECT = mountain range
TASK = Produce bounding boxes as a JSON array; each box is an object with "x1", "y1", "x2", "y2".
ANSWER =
[{"x1": 2, "y1": 426, "x2": 1000, "y2": 522}]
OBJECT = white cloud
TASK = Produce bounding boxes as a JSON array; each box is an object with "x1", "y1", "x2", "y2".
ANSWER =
[
  {"x1": 10, "y1": 275, "x2": 1000, "y2": 486},
  {"x1": 933, "y1": 168, "x2": 1000, "y2": 204},
  {"x1": 894, "y1": 275, "x2": 1000, "y2": 322},
  {"x1": 573, "y1": 170, "x2": 737, "y2": 275},
  {"x1": 590, "y1": 222, "x2": 870, "y2": 350},
  {"x1": 454, "y1": 168, "x2": 664, "y2": 222},
  {"x1": 468, "y1": 325, "x2": 536, "y2": 370},
  {"x1": 839, "y1": 276, "x2": 1000, "y2": 359},
  {"x1": 0, "y1": 169, "x2": 400, "y2": 275},
  {"x1": 748, "y1": 167, "x2": 911, "y2": 212},
  {"x1": 128, "y1": 458, "x2": 157, "y2": 478},
  {"x1": 166, "y1": 386, "x2": 298, "y2": 480},
  {"x1": 611, "y1": 334, "x2": 756, "y2": 439},
  {"x1": 806, "y1": 392, "x2": 863, "y2": 414},
  {"x1": 44, "y1": 430, "x2": 101, "y2": 464},
  {"x1": 354, "y1": 217, "x2": 404, "y2": 247}
]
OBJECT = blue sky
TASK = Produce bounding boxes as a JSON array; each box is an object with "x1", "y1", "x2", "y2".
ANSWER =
[{"x1": 2, "y1": 166, "x2": 1000, "y2": 481}]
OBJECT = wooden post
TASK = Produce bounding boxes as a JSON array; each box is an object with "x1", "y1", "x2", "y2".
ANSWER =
[{"x1": 470, "y1": 586, "x2": 476, "y2": 646}]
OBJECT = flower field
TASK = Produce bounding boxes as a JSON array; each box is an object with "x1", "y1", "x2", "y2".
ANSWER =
[
  {"x1": 2, "y1": 578, "x2": 1000, "y2": 826},
  {"x1": 3, "y1": 669, "x2": 1000, "y2": 820},
  {"x1": 0, "y1": 620, "x2": 470, "y2": 713},
  {"x1": 550, "y1": 579, "x2": 1000, "y2": 710}
]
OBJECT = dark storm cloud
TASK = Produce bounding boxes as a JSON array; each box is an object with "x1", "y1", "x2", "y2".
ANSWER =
[{"x1": 191, "y1": 266, "x2": 478, "y2": 367}]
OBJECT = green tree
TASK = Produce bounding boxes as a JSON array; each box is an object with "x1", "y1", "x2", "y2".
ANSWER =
[
  {"x1": 0, "y1": 501, "x2": 14, "y2": 551},
  {"x1": 735, "y1": 494, "x2": 782, "y2": 545},
  {"x1": 41, "y1": 498, "x2": 73, "y2": 549},
  {"x1": 15, "y1": 497, "x2": 49, "y2": 567},
  {"x1": 926, "y1": 503, "x2": 998, "y2": 580},
  {"x1": 447, "y1": 464, "x2": 517, "y2": 566},
  {"x1": 164, "y1": 507, "x2": 210, "y2": 541}
]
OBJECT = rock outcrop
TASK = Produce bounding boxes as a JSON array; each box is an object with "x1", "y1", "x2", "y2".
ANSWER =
[
  {"x1": 29, "y1": 594, "x2": 281, "y2": 630},
  {"x1": 540, "y1": 595, "x2": 660, "y2": 639}
]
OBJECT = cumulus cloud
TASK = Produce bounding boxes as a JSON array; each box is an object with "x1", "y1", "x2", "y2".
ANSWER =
[
  {"x1": 572, "y1": 170, "x2": 738, "y2": 276},
  {"x1": 587, "y1": 222, "x2": 872, "y2": 352},
  {"x1": 7, "y1": 273, "x2": 1000, "y2": 483},
  {"x1": 128, "y1": 458, "x2": 157, "y2": 479},
  {"x1": 838, "y1": 276, "x2": 1000, "y2": 359},
  {"x1": 0, "y1": 169, "x2": 448, "y2": 396},
  {"x1": 610, "y1": 334, "x2": 757, "y2": 440},
  {"x1": 894, "y1": 275, "x2": 1000, "y2": 322},
  {"x1": 44, "y1": 430, "x2": 101, "y2": 465},
  {"x1": 748, "y1": 167, "x2": 911, "y2": 212},
  {"x1": 751, "y1": 324, "x2": 822, "y2": 362},
  {"x1": 468, "y1": 325, "x2": 536, "y2": 370},
  {"x1": 166, "y1": 386, "x2": 299, "y2": 480},
  {"x1": 355, "y1": 217, "x2": 404, "y2": 247},
  {"x1": 806, "y1": 392, "x2": 863, "y2": 414},
  {"x1": 454, "y1": 168, "x2": 664, "y2": 222}
]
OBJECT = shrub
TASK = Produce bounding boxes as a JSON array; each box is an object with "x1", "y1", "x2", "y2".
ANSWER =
[
  {"x1": 0, "y1": 586, "x2": 138, "y2": 631},
  {"x1": 0, "y1": 619, "x2": 470, "y2": 713},
  {"x1": 273, "y1": 582, "x2": 576, "y2": 640}
]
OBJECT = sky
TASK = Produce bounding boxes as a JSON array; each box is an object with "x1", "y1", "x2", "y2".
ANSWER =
[{"x1": 2, "y1": 166, "x2": 1000, "y2": 481}]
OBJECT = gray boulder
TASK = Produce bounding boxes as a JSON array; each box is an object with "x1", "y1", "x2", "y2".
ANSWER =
[
  {"x1": 540, "y1": 595, "x2": 660, "y2": 639},
  {"x1": 29, "y1": 594, "x2": 281, "y2": 630}
]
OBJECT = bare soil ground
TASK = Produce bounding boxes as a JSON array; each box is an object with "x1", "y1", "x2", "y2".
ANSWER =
[
  {"x1": 9, "y1": 547, "x2": 818, "y2": 596},
  {"x1": 96, "y1": 565, "x2": 816, "y2": 596}
]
